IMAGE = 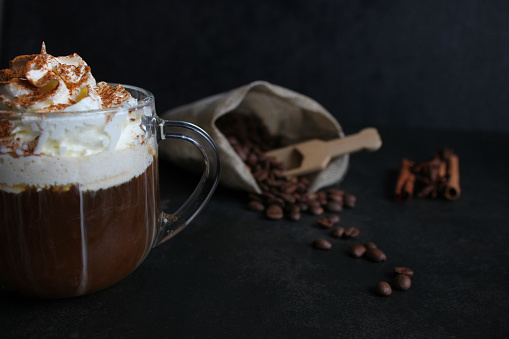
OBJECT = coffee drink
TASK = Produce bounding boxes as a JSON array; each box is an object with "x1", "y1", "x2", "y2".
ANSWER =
[
  {"x1": 0, "y1": 45, "x2": 221, "y2": 298},
  {"x1": 0, "y1": 160, "x2": 159, "y2": 298},
  {"x1": 0, "y1": 45, "x2": 163, "y2": 298}
]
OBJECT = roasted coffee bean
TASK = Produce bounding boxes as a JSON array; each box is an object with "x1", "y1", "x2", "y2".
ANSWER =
[
  {"x1": 261, "y1": 192, "x2": 275, "y2": 200},
  {"x1": 310, "y1": 205, "x2": 324, "y2": 216},
  {"x1": 328, "y1": 188, "x2": 344, "y2": 196},
  {"x1": 247, "y1": 200, "x2": 265, "y2": 212},
  {"x1": 265, "y1": 204, "x2": 284, "y2": 220},
  {"x1": 317, "y1": 190, "x2": 327, "y2": 200},
  {"x1": 328, "y1": 214, "x2": 340, "y2": 224},
  {"x1": 282, "y1": 182, "x2": 298, "y2": 194},
  {"x1": 267, "y1": 197, "x2": 285, "y2": 208},
  {"x1": 296, "y1": 183, "x2": 308, "y2": 194},
  {"x1": 348, "y1": 244, "x2": 367, "y2": 258},
  {"x1": 394, "y1": 267, "x2": 414, "y2": 278},
  {"x1": 265, "y1": 178, "x2": 281, "y2": 187},
  {"x1": 343, "y1": 227, "x2": 360, "y2": 239},
  {"x1": 234, "y1": 145, "x2": 248, "y2": 161},
  {"x1": 258, "y1": 183, "x2": 270, "y2": 192},
  {"x1": 288, "y1": 206, "x2": 301, "y2": 221},
  {"x1": 288, "y1": 210, "x2": 301, "y2": 221},
  {"x1": 280, "y1": 192, "x2": 296, "y2": 204},
  {"x1": 328, "y1": 194, "x2": 344, "y2": 204},
  {"x1": 317, "y1": 195, "x2": 328, "y2": 206},
  {"x1": 298, "y1": 176, "x2": 308, "y2": 184},
  {"x1": 253, "y1": 169, "x2": 269, "y2": 182},
  {"x1": 330, "y1": 226, "x2": 345, "y2": 238},
  {"x1": 343, "y1": 193, "x2": 357, "y2": 208},
  {"x1": 365, "y1": 248, "x2": 387, "y2": 262},
  {"x1": 307, "y1": 199, "x2": 321, "y2": 208},
  {"x1": 312, "y1": 238, "x2": 332, "y2": 250},
  {"x1": 247, "y1": 153, "x2": 258, "y2": 167},
  {"x1": 364, "y1": 242, "x2": 377, "y2": 249},
  {"x1": 392, "y1": 274, "x2": 412, "y2": 291},
  {"x1": 305, "y1": 192, "x2": 318, "y2": 201},
  {"x1": 316, "y1": 218, "x2": 333, "y2": 228},
  {"x1": 374, "y1": 281, "x2": 392, "y2": 296},
  {"x1": 325, "y1": 201, "x2": 343, "y2": 212}
]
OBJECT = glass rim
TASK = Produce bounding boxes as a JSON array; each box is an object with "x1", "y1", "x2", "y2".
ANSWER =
[{"x1": 0, "y1": 84, "x2": 154, "y2": 117}]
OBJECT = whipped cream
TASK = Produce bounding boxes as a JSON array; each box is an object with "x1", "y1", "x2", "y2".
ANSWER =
[
  {"x1": 0, "y1": 44, "x2": 156, "y2": 192},
  {"x1": 1, "y1": 108, "x2": 150, "y2": 156},
  {"x1": 0, "y1": 43, "x2": 137, "y2": 112}
]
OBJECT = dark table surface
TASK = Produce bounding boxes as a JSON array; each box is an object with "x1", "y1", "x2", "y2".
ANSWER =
[{"x1": 1, "y1": 126, "x2": 508, "y2": 338}]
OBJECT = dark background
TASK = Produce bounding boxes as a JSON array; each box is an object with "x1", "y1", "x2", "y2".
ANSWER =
[{"x1": 1, "y1": 0, "x2": 508, "y2": 132}]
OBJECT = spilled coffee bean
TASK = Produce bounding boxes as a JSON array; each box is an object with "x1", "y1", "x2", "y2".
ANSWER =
[
  {"x1": 374, "y1": 281, "x2": 392, "y2": 296},
  {"x1": 330, "y1": 226, "x2": 345, "y2": 239},
  {"x1": 364, "y1": 248, "x2": 387, "y2": 262},
  {"x1": 343, "y1": 227, "x2": 360, "y2": 239},
  {"x1": 265, "y1": 204, "x2": 283, "y2": 220},
  {"x1": 348, "y1": 244, "x2": 367, "y2": 258},
  {"x1": 310, "y1": 205, "x2": 325, "y2": 216},
  {"x1": 343, "y1": 193, "x2": 357, "y2": 208},
  {"x1": 327, "y1": 214, "x2": 340, "y2": 224},
  {"x1": 247, "y1": 200, "x2": 265, "y2": 212},
  {"x1": 288, "y1": 206, "x2": 302, "y2": 221},
  {"x1": 364, "y1": 242, "x2": 377, "y2": 249},
  {"x1": 392, "y1": 274, "x2": 412, "y2": 291},
  {"x1": 312, "y1": 238, "x2": 332, "y2": 250},
  {"x1": 394, "y1": 266, "x2": 414, "y2": 278},
  {"x1": 325, "y1": 201, "x2": 343, "y2": 212}
]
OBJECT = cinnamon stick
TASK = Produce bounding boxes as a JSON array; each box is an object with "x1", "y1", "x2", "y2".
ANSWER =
[
  {"x1": 394, "y1": 158, "x2": 415, "y2": 202},
  {"x1": 444, "y1": 154, "x2": 460, "y2": 200}
]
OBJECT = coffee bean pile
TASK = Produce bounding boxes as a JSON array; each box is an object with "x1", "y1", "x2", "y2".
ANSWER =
[
  {"x1": 312, "y1": 238, "x2": 332, "y2": 250},
  {"x1": 247, "y1": 169, "x2": 356, "y2": 221},
  {"x1": 217, "y1": 112, "x2": 357, "y2": 221}
]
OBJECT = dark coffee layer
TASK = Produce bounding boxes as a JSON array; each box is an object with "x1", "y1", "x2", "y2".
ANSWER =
[{"x1": 0, "y1": 159, "x2": 159, "y2": 298}]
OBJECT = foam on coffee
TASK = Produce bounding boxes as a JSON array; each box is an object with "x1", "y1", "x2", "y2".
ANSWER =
[{"x1": 0, "y1": 143, "x2": 154, "y2": 192}]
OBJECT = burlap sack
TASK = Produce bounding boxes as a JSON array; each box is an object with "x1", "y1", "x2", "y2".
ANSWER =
[{"x1": 160, "y1": 80, "x2": 349, "y2": 193}]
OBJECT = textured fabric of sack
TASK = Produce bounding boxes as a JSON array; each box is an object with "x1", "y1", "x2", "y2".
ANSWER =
[{"x1": 160, "y1": 81, "x2": 349, "y2": 193}]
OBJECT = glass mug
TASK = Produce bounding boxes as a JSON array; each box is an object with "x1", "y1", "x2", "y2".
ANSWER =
[{"x1": 0, "y1": 85, "x2": 220, "y2": 298}]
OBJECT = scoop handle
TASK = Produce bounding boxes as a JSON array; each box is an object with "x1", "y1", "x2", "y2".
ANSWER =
[{"x1": 324, "y1": 128, "x2": 382, "y2": 157}]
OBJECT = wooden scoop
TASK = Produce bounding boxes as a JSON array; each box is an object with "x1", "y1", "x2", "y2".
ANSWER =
[{"x1": 265, "y1": 127, "x2": 382, "y2": 177}]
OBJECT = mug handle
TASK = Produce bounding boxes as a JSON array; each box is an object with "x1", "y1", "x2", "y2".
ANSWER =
[{"x1": 155, "y1": 119, "x2": 221, "y2": 245}]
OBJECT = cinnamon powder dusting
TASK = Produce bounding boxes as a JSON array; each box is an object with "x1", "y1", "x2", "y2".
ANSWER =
[
  {"x1": 98, "y1": 83, "x2": 133, "y2": 108},
  {"x1": 0, "y1": 120, "x2": 12, "y2": 138}
]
